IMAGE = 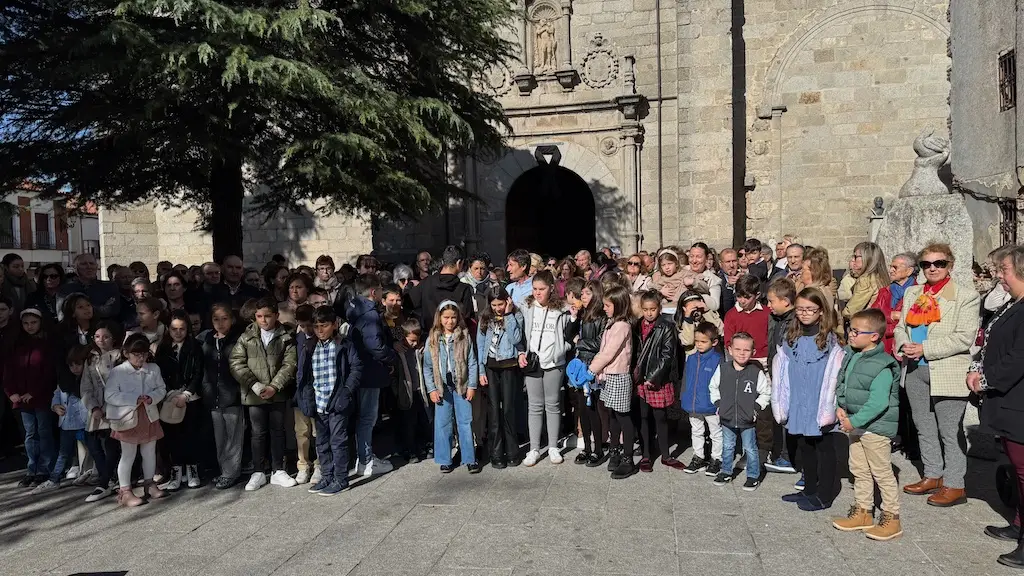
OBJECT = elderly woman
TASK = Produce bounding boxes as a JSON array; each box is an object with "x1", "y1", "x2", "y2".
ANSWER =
[
  {"x1": 393, "y1": 264, "x2": 414, "y2": 294},
  {"x1": 970, "y1": 246, "x2": 1024, "y2": 567},
  {"x1": 871, "y1": 252, "x2": 917, "y2": 355},
  {"x1": 895, "y1": 242, "x2": 980, "y2": 507}
]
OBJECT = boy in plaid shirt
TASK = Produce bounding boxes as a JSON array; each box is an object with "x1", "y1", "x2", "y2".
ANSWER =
[{"x1": 295, "y1": 306, "x2": 362, "y2": 496}]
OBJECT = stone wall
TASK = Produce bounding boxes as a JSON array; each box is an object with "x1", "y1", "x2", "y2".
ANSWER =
[{"x1": 98, "y1": 204, "x2": 159, "y2": 274}]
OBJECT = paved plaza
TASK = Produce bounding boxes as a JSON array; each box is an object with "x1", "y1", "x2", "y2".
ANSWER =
[{"x1": 0, "y1": 447, "x2": 1020, "y2": 576}]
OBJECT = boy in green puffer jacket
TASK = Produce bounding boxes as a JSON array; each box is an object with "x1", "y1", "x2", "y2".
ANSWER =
[{"x1": 832, "y1": 308, "x2": 902, "y2": 541}]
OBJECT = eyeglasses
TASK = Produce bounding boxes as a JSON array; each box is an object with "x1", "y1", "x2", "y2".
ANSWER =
[
  {"x1": 795, "y1": 306, "x2": 820, "y2": 314},
  {"x1": 628, "y1": 261, "x2": 641, "y2": 266},
  {"x1": 920, "y1": 259, "x2": 949, "y2": 270},
  {"x1": 849, "y1": 328, "x2": 878, "y2": 337}
]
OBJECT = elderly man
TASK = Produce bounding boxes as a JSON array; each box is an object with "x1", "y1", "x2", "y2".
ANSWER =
[
  {"x1": 214, "y1": 255, "x2": 264, "y2": 309},
  {"x1": 718, "y1": 248, "x2": 740, "y2": 313},
  {"x1": 58, "y1": 254, "x2": 120, "y2": 320},
  {"x1": 770, "y1": 243, "x2": 805, "y2": 283},
  {"x1": 202, "y1": 262, "x2": 222, "y2": 286}
]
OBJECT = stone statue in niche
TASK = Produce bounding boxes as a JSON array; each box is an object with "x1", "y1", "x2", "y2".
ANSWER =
[
  {"x1": 535, "y1": 18, "x2": 557, "y2": 74},
  {"x1": 899, "y1": 128, "x2": 951, "y2": 197}
]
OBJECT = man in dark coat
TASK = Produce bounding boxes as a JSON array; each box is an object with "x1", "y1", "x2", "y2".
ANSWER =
[{"x1": 405, "y1": 245, "x2": 475, "y2": 333}]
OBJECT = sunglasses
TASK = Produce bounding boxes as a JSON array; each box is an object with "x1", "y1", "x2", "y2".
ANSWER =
[
  {"x1": 920, "y1": 260, "x2": 949, "y2": 270},
  {"x1": 42, "y1": 273, "x2": 59, "y2": 279},
  {"x1": 628, "y1": 261, "x2": 641, "y2": 266}
]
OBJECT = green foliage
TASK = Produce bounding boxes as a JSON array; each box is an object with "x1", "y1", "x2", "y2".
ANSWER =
[{"x1": 0, "y1": 0, "x2": 516, "y2": 245}]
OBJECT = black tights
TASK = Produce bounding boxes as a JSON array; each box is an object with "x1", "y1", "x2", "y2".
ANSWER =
[
  {"x1": 639, "y1": 402, "x2": 669, "y2": 461},
  {"x1": 796, "y1": 433, "x2": 840, "y2": 504},
  {"x1": 608, "y1": 410, "x2": 635, "y2": 459},
  {"x1": 576, "y1": 389, "x2": 604, "y2": 456}
]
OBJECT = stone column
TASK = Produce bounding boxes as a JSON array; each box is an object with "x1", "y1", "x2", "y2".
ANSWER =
[
  {"x1": 559, "y1": 0, "x2": 572, "y2": 69},
  {"x1": 518, "y1": 0, "x2": 530, "y2": 75},
  {"x1": 620, "y1": 126, "x2": 643, "y2": 252}
]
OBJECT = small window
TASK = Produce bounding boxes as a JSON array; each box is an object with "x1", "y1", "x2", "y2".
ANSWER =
[
  {"x1": 999, "y1": 198, "x2": 1018, "y2": 246},
  {"x1": 999, "y1": 50, "x2": 1016, "y2": 112}
]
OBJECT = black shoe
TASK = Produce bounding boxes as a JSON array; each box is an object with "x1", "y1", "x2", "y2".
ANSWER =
[
  {"x1": 712, "y1": 472, "x2": 732, "y2": 486},
  {"x1": 705, "y1": 459, "x2": 722, "y2": 477},
  {"x1": 574, "y1": 451, "x2": 591, "y2": 465},
  {"x1": 611, "y1": 456, "x2": 634, "y2": 480},
  {"x1": 30, "y1": 476, "x2": 44, "y2": 488},
  {"x1": 17, "y1": 476, "x2": 33, "y2": 488},
  {"x1": 684, "y1": 456, "x2": 707, "y2": 474},
  {"x1": 607, "y1": 449, "x2": 621, "y2": 472},
  {"x1": 986, "y1": 525, "x2": 1022, "y2": 542},
  {"x1": 440, "y1": 464, "x2": 456, "y2": 474},
  {"x1": 467, "y1": 463, "x2": 483, "y2": 474},
  {"x1": 491, "y1": 459, "x2": 507, "y2": 470},
  {"x1": 999, "y1": 542, "x2": 1024, "y2": 569},
  {"x1": 742, "y1": 477, "x2": 760, "y2": 491},
  {"x1": 215, "y1": 477, "x2": 238, "y2": 490},
  {"x1": 586, "y1": 452, "x2": 608, "y2": 468},
  {"x1": 508, "y1": 457, "x2": 522, "y2": 467}
]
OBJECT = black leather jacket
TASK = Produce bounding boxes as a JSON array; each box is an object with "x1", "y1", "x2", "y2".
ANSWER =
[
  {"x1": 565, "y1": 314, "x2": 607, "y2": 365},
  {"x1": 631, "y1": 317, "x2": 678, "y2": 389},
  {"x1": 197, "y1": 327, "x2": 242, "y2": 410}
]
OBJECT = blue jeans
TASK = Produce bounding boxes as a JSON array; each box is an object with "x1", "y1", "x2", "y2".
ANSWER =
[
  {"x1": 355, "y1": 388, "x2": 380, "y2": 464},
  {"x1": 21, "y1": 409, "x2": 55, "y2": 477},
  {"x1": 434, "y1": 386, "x2": 476, "y2": 466},
  {"x1": 50, "y1": 429, "x2": 82, "y2": 483},
  {"x1": 721, "y1": 425, "x2": 760, "y2": 479}
]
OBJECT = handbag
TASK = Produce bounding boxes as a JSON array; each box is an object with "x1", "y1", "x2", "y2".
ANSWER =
[
  {"x1": 160, "y1": 391, "x2": 187, "y2": 424},
  {"x1": 109, "y1": 404, "x2": 140, "y2": 432},
  {"x1": 523, "y1": 309, "x2": 549, "y2": 377}
]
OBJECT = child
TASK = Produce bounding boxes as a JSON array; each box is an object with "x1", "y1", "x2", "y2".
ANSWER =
[
  {"x1": 4, "y1": 308, "x2": 58, "y2": 488},
  {"x1": 565, "y1": 278, "x2": 608, "y2": 466},
  {"x1": 33, "y1": 346, "x2": 92, "y2": 493},
  {"x1": 676, "y1": 291, "x2": 723, "y2": 357},
  {"x1": 832, "y1": 308, "x2": 902, "y2": 541},
  {"x1": 295, "y1": 306, "x2": 362, "y2": 496},
  {"x1": 198, "y1": 303, "x2": 245, "y2": 489},
  {"x1": 650, "y1": 251, "x2": 687, "y2": 308},
  {"x1": 633, "y1": 290, "x2": 682, "y2": 471},
  {"x1": 291, "y1": 304, "x2": 321, "y2": 485},
  {"x1": 589, "y1": 285, "x2": 635, "y2": 479},
  {"x1": 423, "y1": 300, "x2": 481, "y2": 474},
  {"x1": 133, "y1": 297, "x2": 166, "y2": 354},
  {"x1": 723, "y1": 275, "x2": 770, "y2": 366},
  {"x1": 681, "y1": 322, "x2": 724, "y2": 476},
  {"x1": 106, "y1": 333, "x2": 168, "y2": 506},
  {"x1": 230, "y1": 297, "x2": 299, "y2": 491},
  {"x1": 395, "y1": 318, "x2": 432, "y2": 462},
  {"x1": 155, "y1": 309, "x2": 204, "y2": 490},
  {"x1": 80, "y1": 321, "x2": 123, "y2": 502},
  {"x1": 476, "y1": 285, "x2": 524, "y2": 468},
  {"x1": 710, "y1": 332, "x2": 770, "y2": 491},
  {"x1": 772, "y1": 287, "x2": 845, "y2": 511},
  {"x1": 764, "y1": 278, "x2": 798, "y2": 474}
]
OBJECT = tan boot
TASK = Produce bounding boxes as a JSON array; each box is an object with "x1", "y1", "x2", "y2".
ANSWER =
[
  {"x1": 903, "y1": 477, "x2": 942, "y2": 495},
  {"x1": 832, "y1": 505, "x2": 874, "y2": 532},
  {"x1": 927, "y1": 486, "x2": 967, "y2": 507},
  {"x1": 865, "y1": 511, "x2": 903, "y2": 541},
  {"x1": 144, "y1": 480, "x2": 167, "y2": 500},
  {"x1": 117, "y1": 487, "x2": 144, "y2": 507}
]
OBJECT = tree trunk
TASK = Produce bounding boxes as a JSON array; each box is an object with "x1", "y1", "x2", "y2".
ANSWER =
[{"x1": 209, "y1": 152, "x2": 244, "y2": 263}]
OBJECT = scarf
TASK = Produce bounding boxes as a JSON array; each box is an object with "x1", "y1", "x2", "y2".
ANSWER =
[
  {"x1": 905, "y1": 277, "x2": 951, "y2": 327},
  {"x1": 889, "y1": 277, "x2": 916, "y2": 308},
  {"x1": 640, "y1": 318, "x2": 656, "y2": 341}
]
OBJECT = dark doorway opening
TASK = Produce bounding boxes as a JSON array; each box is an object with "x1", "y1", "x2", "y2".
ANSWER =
[{"x1": 506, "y1": 165, "x2": 596, "y2": 259}]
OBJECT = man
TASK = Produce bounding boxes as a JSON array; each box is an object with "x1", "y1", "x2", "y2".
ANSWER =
[
  {"x1": 202, "y1": 262, "x2": 222, "y2": 286},
  {"x1": 214, "y1": 255, "x2": 264, "y2": 310},
  {"x1": 415, "y1": 251, "x2": 432, "y2": 281},
  {"x1": 356, "y1": 255, "x2": 379, "y2": 276},
  {"x1": 770, "y1": 243, "x2": 805, "y2": 283},
  {"x1": 773, "y1": 235, "x2": 797, "y2": 274},
  {"x1": 156, "y1": 261, "x2": 174, "y2": 278},
  {"x1": 505, "y1": 249, "x2": 533, "y2": 308},
  {"x1": 641, "y1": 252, "x2": 655, "y2": 275},
  {"x1": 406, "y1": 245, "x2": 475, "y2": 333},
  {"x1": 129, "y1": 261, "x2": 151, "y2": 282},
  {"x1": 575, "y1": 250, "x2": 600, "y2": 278},
  {"x1": 346, "y1": 274, "x2": 396, "y2": 477},
  {"x1": 58, "y1": 254, "x2": 120, "y2": 320},
  {"x1": 113, "y1": 266, "x2": 138, "y2": 329},
  {"x1": 684, "y1": 242, "x2": 723, "y2": 312},
  {"x1": 718, "y1": 248, "x2": 740, "y2": 313},
  {"x1": 775, "y1": 242, "x2": 786, "y2": 262}
]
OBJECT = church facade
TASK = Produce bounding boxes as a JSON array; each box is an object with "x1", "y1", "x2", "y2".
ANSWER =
[{"x1": 101, "y1": 0, "x2": 970, "y2": 270}]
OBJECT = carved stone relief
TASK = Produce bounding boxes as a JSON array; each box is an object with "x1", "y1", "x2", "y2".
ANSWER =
[{"x1": 581, "y1": 33, "x2": 618, "y2": 88}]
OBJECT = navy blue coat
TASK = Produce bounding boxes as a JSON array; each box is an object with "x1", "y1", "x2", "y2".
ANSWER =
[
  {"x1": 346, "y1": 295, "x2": 396, "y2": 389},
  {"x1": 295, "y1": 335, "x2": 363, "y2": 418}
]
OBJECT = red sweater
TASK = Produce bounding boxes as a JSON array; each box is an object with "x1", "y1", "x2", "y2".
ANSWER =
[{"x1": 724, "y1": 304, "x2": 770, "y2": 358}]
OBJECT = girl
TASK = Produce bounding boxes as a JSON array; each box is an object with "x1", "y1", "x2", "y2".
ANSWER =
[
  {"x1": 26, "y1": 263, "x2": 63, "y2": 323},
  {"x1": 59, "y1": 293, "x2": 95, "y2": 349},
  {"x1": 650, "y1": 251, "x2": 687, "y2": 308},
  {"x1": 633, "y1": 290, "x2": 682, "y2": 471},
  {"x1": 106, "y1": 333, "x2": 167, "y2": 506},
  {"x1": 134, "y1": 297, "x2": 166, "y2": 353},
  {"x1": 590, "y1": 285, "x2": 635, "y2": 479},
  {"x1": 772, "y1": 287, "x2": 845, "y2": 511},
  {"x1": 564, "y1": 279, "x2": 607, "y2": 466},
  {"x1": 518, "y1": 270, "x2": 573, "y2": 467},
  {"x1": 842, "y1": 242, "x2": 889, "y2": 321},
  {"x1": 4, "y1": 308, "x2": 58, "y2": 487},
  {"x1": 199, "y1": 304, "x2": 245, "y2": 489},
  {"x1": 155, "y1": 309, "x2": 204, "y2": 490},
  {"x1": 476, "y1": 285, "x2": 524, "y2": 468},
  {"x1": 423, "y1": 300, "x2": 481, "y2": 473},
  {"x1": 80, "y1": 321, "x2": 123, "y2": 502},
  {"x1": 33, "y1": 346, "x2": 92, "y2": 493}
]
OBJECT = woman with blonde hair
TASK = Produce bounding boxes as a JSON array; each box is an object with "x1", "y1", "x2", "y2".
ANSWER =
[
  {"x1": 800, "y1": 248, "x2": 839, "y2": 312},
  {"x1": 624, "y1": 253, "x2": 652, "y2": 293},
  {"x1": 842, "y1": 242, "x2": 889, "y2": 320}
]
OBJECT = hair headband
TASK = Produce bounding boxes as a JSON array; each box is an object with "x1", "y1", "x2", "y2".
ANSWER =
[{"x1": 437, "y1": 299, "x2": 459, "y2": 312}]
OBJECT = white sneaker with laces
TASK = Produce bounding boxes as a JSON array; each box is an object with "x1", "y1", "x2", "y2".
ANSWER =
[
  {"x1": 270, "y1": 470, "x2": 297, "y2": 488},
  {"x1": 363, "y1": 456, "x2": 394, "y2": 477},
  {"x1": 31, "y1": 480, "x2": 59, "y2": 494},
  {"x1": 244, "y1": 472, "x2": 268, "y2": 491},
  {"x1": 548, "y1": 447, "x2": 564, "y2": 464},
  {"x1": 294, "y1": 468, "x2": 311, "y2": 485},
  {"x1": 309, "y1": 466, "x2": 322, "y2": 485},
  {"x1": 64, "y1": 465, "x2": 80, "y2": 480},
  {"x1": 523, "y1": 450, "x2": 541, "y2": 467},
  {"x1": 186, "y1": 465, "x2": 200, "y2": 488},
  {"x1": 160, "y1": 466, "x2": 182, "y2": 491}
]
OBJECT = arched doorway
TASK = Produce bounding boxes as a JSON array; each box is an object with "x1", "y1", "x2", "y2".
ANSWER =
[{"x1": 506, "y1": 165, "x2": 596, "y2": 258}]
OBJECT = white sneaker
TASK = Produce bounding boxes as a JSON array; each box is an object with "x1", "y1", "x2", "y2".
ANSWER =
[
  {"x1": 309, "y1": 466, "x2": 322, "y2": 485},
  {"x1": 294, "y1": 468, "x2": 311, "y2": 485},
  {"x1": 548, "y1": 447, "x2": 564, "y2": 464},
  {"x1": 159, "y1": 466, "x2": 182, "y2": 491},
  {"x1": 186, "y1": 465, "x2": 200, "y2": 488},
  {"x1": 244, "y1": 472, "x2": 268, "y2": 491},
  {"x1": 31, "y1": 480, "x2": 60, "y2": 494},
  {"x1": 72, "y1": 467, "x2": 95, "y2": 487},
  {"x1": 270, "y1": 470, "x2": 297, "y2": 488},
  {"x1": 85, "y1": 486, "x2": 112, "y2": 503},
  {"x1": 523, "y1": 450, "x2": 541, "y2": 467},
  {"x1": 64, "y1": 465, "x2": 80, "y2": 480},
  {"x1": 362, "y1": 456, "x2": 393, "y2": 477}
]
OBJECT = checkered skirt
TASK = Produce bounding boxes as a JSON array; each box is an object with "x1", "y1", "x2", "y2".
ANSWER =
[
  {"x1": 600, "y1": 373, "x2": 634, "y2": 413},
  {"x1": 638, "y1": 381, "x2": 677, "y2": 409}
]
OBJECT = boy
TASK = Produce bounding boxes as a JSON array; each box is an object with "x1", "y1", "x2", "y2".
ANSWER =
[
  {"x1": 677, "y1": 291, "x2": 723, "y2": 356},
  {"x1": 681, "y1": 322, "x2": 724, "y2": 477},
  {"x1": 709, "y1": 332, "x2": 770, "y2": 491},
  {"x1": 394, "y1": 318, "x2": 432, "y2": 461},
  {"x1": 832, "y1": 308, "x2": 902, "y2": 541},
  {"x1": 763, "y1": 278, "x2": 798, "y2": 474},
  {"x1": 291, "y1": 304, "x2": 321, "y2": 485},
  {"x1": 723, "y1": 275, "x2": 770, "y2": 365},
  {"x1": 230, "y1": 297, "x2": 299, "y2": 491},
  {"x1": 307, "y1": 288, "x2": 331, "y2": 308},
  {"x1": 296, "y1": 306, "x2": 362, "y2": 496}
]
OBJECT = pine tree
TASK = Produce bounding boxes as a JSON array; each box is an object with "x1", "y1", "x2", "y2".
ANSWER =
[{"x1": 0, "y1": 0, "x2": 515, "y2": 259}]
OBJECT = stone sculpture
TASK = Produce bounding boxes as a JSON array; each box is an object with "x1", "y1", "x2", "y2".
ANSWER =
[
  {"x1": 535, "y1": 19, "x2": 557, "y2": 74},
  {"x1": 899, "y1": 128, "x2": 951, "y2": 197}
]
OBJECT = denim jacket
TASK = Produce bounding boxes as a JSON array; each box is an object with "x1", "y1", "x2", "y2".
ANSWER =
[
  {"x1": 476, "y1": 313, "x2": 524, "y2": 373},
  {"x1": 51, "y1": 388, "x2": 88, "y2": 431},
  {"x1": 423, "y1": 332, "x2": 479, "y2": 395}
]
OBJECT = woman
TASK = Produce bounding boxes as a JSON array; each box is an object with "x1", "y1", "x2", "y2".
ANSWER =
[
  {"x1": 871, "y1": 252, "x2": 917, "y2": 355},
  {"x1": 517, "y1": 270, "x2": 572, "y2": 467},
  {"x1": 895, "y1": 242, "x2": 979, "y2": 507},
  {"x1": 842, "y1": 242, "x2": 888, "y2": 321},
  {"x1": 264, "y1": 264, "x2": 290, "y2": 304},
  {"x1": 162, "y1": 271, "x2": 190, "y2": 313},
  {"x1": 2, "y1": 253, "x2": 35, "y2": 311},
  {"x1": 800, "y1": 248, "x2": 839, "y2": 313},
  {"x1": 26, "y1": 263, "x2": 64, "y2": 324},
  {"x1": 461, "y1": 254, "x2": 495, "y2": 314},
  {"x1": 278, "y1": 273, "x2": 312, "y2": 327},
  {"x1": 393, "y1": 264, "x2": 414, "y2": 294},
  {"x1": 624, "y1": 254, "x2": 651, "y2": 293},
  {"x1": 971, "y1": 246, "x2": 1024, "y2": 567},
  {"x1": 314, "y1": 255, "x2": 342, "y2": 305}
]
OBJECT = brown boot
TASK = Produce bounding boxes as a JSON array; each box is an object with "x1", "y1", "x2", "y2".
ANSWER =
[
  {"x1": 903, "y1": 477, "x2": 942, "y2": 495},
  {"x1": 144, "y1": 480, "x2": 167, "y2": 500},
  {"x1": 865, "y1": 511, "x2": 903, "y2": 541},
  {"x1": 117, "y1": 487, "x2": 144, "y2": 507},
  {"x1": 832, "y1": 505, "x2": 874, "y2": 532},
  {"x1": 927, "y1": 486, "x2": 966, "y2": 507}
]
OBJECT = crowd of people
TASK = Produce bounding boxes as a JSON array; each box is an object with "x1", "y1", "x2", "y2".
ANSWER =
[{"x1": 2, "y1": 235, "x2": 1024, "y2": 567}]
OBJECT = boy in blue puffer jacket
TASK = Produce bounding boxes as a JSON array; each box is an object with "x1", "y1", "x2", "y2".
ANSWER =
[{"x1": 680, "y1": 322, "x2": 724, "y2": 476}]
